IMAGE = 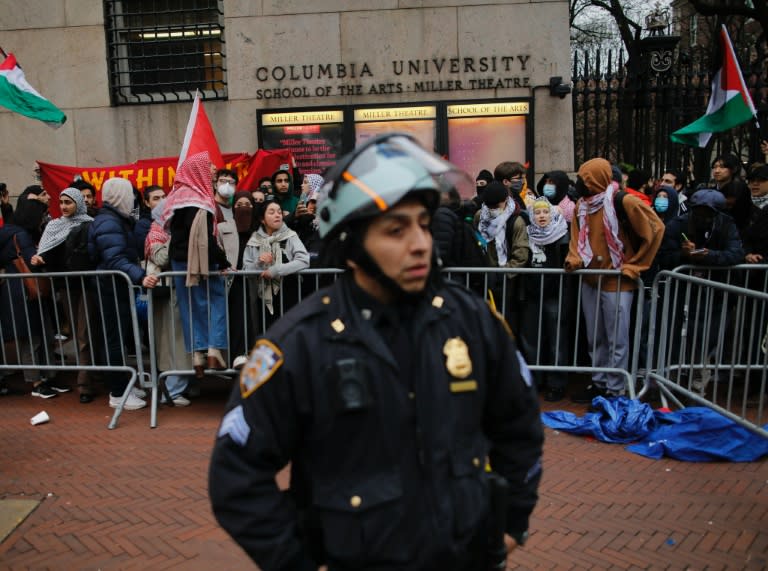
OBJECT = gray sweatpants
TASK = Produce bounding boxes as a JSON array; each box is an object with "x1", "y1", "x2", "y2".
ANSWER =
[{"x1": 581, "y1": 282, "x2": 634, "y2": 393}]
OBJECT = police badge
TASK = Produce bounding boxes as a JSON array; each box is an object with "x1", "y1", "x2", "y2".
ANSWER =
[{"x1": 443, "y1": 337, "x2": 472, "y2": 379}]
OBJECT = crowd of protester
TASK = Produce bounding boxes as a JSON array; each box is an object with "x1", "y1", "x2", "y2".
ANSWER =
[{"x1": 0, "y1": 147, "x2": 766, "y2": 407}]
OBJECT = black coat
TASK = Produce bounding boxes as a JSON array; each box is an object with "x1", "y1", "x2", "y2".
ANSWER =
[
  {"x1": 658, "y1": 212, "x2": 745, "y2": 269},
  {"x1": 0, "y1": 225, "x2": 45, "y2": 340},
  {"x1": 209, "y1": 276, "x2": 543, "y2": 571}
]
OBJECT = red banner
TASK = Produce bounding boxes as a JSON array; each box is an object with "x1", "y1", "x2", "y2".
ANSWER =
[{"x1": 37, "y1": 149, "x2": 293, "y2": 217}]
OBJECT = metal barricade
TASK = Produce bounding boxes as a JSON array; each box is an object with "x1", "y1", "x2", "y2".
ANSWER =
[
  {"x1": 444, "y1": 267, "x2": 645, "y2": 397},
  {"x1": 646, "y1": 266, "x2": 768, "y2": 438},
  {"x1": 11, "y1": 265, "x2": 731, "y2": 430},
  {"x1": 144, "y1": 269, "x2": 343, "y2": 426},
  {"x1": 0, "y1": 270, "x2": 148, "y2": 429}
]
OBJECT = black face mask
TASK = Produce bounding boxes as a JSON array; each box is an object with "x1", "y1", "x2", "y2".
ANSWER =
[
  {"x1": 574, "y1": 177, "x2": 589, "y2": 198},
  {"x1": 234, "y1": 207, "x2": 253, "y2": 233},
  {"x1": 692, "y1": 211, "x2": 715, "y2": 232}
]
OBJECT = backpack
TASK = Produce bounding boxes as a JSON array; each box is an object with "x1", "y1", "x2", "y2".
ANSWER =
[
  {"x1": 65, "y1": 221, "x2": 95, "y2": 271},
  {"x1": 451, "y1": 217, "x2": 488, "y2": 269},
  {"x1": 612, "y1": 190, "x2": 642, "y2": 251}
]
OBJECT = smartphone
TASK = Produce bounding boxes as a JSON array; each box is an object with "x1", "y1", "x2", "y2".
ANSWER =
[{"x1": 690, "y1": 248, "x2": 706, "y2": 255}]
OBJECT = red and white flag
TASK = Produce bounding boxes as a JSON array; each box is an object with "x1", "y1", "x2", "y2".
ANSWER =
[{"x1": 177, "y1": 90, "x2": 224, "y2": 169}]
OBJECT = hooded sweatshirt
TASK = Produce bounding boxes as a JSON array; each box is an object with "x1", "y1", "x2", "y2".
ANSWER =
[{"x1": 565, "y1": 158, "x2": 663, "y2": 291}]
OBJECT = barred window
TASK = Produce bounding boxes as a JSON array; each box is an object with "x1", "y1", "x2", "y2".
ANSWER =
[{"x1": 104, "y1": 0, "x2": 227, "y2": 104}]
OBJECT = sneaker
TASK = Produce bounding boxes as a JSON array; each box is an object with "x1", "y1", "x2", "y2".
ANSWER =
[
  {"x1": 131, "y1": 387, "x2": 147, "y2": 399},
  {"x1": 47, "y1": 381, "x2": 71, "y2": 393},
  {"x1": 570, "y1": 384, "x2": 606, "y2": 404},
  {"x1": 161, "y1": 395, "x2": 191, "y2": 407},
  {"x1": 232, "y1": 355, "x2": 249, "y2": 370},
  {"x1": 109, "y1": 393, "x2": 147, "y2": 410},
  {"x1": 32, "y1": 382, "x2": 58, "y2": 399}
]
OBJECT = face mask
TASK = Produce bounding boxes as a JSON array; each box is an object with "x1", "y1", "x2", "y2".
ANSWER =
[
  {"x1": 543, "y1": 184, "x2": 557, "y2": 199},
  {"x1": 574, "y1": 178, "x2": 588, "y2": 198},
  {"x1": 476, "y1": 185, "x2": 485, "y2": 197},
  {"x1": 693, "y1": 212, "x2": 715, "y2": 232},
  {"x1": 234, "y1": 207, "x2": 253, "y2": 233},
  {"x1": 217, "y1": 183, "x2": 235, "y2": 199},
  {"x1": 510, "y1": 179, "x2": 524, "y2": 192},
  {"x1": 654, "y1": 197, "x2": 669, "y2": 213}
]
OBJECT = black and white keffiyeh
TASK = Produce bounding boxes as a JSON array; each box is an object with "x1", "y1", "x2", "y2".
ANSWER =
[{"x1": 37, "y1": 187, "x2": 93, "y2": 255}]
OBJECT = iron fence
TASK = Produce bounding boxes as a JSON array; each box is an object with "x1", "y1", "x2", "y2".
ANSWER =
[{"x1": 572, "y1": 48, "x2": 768, "y2": 184}]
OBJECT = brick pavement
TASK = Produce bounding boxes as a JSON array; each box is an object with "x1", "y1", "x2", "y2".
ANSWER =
[{"x1": 0, "y1": 372, "x2": 766, "y2": 570}]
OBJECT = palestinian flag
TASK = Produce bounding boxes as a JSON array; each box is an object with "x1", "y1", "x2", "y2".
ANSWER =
[
  {"x1": 0, "y1": 52, "x2": 66, "y2": 128},
  {"x1": 670, "y1": 25, "x2": 757, "y2": 147}
]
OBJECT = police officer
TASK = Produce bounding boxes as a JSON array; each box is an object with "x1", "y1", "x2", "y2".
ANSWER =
[{"x1": 209, "y1": 134, "x2": 544, "y2": 571}]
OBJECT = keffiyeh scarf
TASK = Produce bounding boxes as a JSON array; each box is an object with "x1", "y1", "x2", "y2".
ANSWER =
[
  {"x1": 527, "y1": 200, "x2": 568, "y2": 264},
  {"x1": 160, "y1": 151, "x2": 218, "y2": 235},
  {"x1": 37, "y1": 187, "x2": 93, "y2": 255},
  {"x1": 576, "y1": 183, "x2": 624, "y2": 268},
  {"x1": 477, "y1": 197, "x2": 517, "y2": 266}
]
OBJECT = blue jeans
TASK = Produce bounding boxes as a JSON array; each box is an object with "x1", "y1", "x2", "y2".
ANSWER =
[
  {"x1": 171, "y1": 260, "x2": 228, "y2": 353},
  {"x1": 164, "y1": 374, "x2": 189, "y2": 399}
]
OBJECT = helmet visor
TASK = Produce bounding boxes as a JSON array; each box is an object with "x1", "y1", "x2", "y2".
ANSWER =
[{"x1": 344, "y1": 134, "x2": 475, "y2": 200}]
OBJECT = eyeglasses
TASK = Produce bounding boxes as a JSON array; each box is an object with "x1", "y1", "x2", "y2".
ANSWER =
[
  {"x1": 259, "y1": 185, "x2": 272, "y2": 191},
  {"x1": 218, "y1": 178, "x2": 236, "y2": 184}
]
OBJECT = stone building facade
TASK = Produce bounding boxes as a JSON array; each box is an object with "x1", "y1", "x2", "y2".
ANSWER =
[{"x1": 0, "y1": 0, "x2": 573, "y2": 195}]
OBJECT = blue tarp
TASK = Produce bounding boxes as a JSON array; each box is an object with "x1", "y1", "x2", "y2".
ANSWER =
[{"x1": 542, "y1": 397, "x2": 768, "y2": 462}]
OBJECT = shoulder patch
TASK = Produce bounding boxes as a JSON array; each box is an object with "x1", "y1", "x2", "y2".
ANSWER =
[{"x1": 240, "y1": 339, "x2": 284, "y2": 398}]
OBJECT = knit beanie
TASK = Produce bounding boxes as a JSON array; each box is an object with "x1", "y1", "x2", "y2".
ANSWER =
[
  {"x1": 476, "y1": 169, "x2": 494, "y2": 184},
  {"x1": 482, "y1": 181, "x2": 508, "y2": 206}
]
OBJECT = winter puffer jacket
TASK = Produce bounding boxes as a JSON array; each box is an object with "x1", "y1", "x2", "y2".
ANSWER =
[{"x1": 87, "y1": 204, "x2": 145, "y2": 284}]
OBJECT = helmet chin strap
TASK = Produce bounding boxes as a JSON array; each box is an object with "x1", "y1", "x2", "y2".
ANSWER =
[{"x1": 344, "y1": 233, "x2": 434, "y2": 303}]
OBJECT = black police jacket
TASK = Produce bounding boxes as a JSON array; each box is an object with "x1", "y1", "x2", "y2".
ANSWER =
[{"x1": 209, "y1": 275, "x2": 544, "y2": 571}]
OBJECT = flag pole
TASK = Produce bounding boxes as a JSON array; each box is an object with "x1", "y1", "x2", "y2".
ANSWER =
[{"x1": 0, "y1": 46, "x2": 7, "y2": 59}]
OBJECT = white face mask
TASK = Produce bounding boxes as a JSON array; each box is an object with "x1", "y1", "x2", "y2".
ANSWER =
[{"x1": 217, "y1": 183, "x2": 235, "y2": 199}]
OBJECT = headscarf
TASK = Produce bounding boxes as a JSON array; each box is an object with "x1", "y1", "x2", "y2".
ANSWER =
[
  {"x1": 144, "y1": 198, "x2": 170, "y2": 260},
  {"x1": 304, "y1": 174, "x2": 325, "y2": 201},
  {"x1": 37, "y1": 187, "x2": 93, "y2": 255},
  {"x1": 575, "y1": 158, "x2": 623, "y2": 268},
  {"x1": 527, "y1": 197, "x2": 568, "y2": 264},
  {"x1": 477, "y1": 197, "x2": 517, "y2": 266},
  {"x1": 102, "y1": 178, "x2": 135, "y2": 218},
  {"x1": 160, "y1": 151, "x2": 217, "y2": 232}
]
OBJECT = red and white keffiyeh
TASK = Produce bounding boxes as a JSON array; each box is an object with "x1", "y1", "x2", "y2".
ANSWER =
[
  {"x1": 160, "y1": 151, "x2": 217, "y2": 234},
  {"x1": 576, "y1": 182, "x2": 624, "y2": 268}
]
